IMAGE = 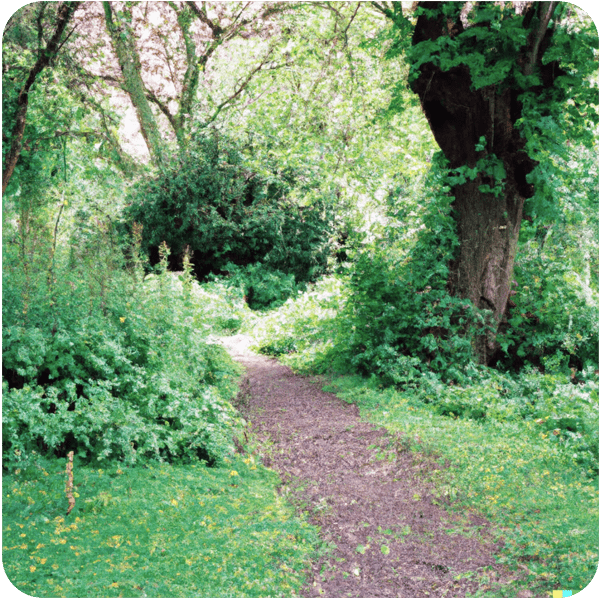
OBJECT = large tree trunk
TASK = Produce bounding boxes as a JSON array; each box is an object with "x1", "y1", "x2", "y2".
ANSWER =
[{"x1": 410, "y1": 1, "x2": 558, "y2": 363}]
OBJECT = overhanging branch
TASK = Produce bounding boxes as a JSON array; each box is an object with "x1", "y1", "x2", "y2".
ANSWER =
[{"x1": 523, "y1": 1, "x2": 559, "y2": 76}]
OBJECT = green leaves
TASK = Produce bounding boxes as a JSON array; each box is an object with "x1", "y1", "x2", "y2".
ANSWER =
[
  {"x1": 122, "y1": 132, "x2": 334, "y2": 284},
  {"x1": 2, "y1": 230, "x2": 247, "y2": 465}
]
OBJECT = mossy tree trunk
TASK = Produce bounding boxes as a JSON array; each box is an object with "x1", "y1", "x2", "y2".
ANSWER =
[
  {"x1": 409, "y1": 1, "x2": 561, "y2": 363},
  {"x1": 102, "y1": 1, "x2": 169, "y2": 169}
]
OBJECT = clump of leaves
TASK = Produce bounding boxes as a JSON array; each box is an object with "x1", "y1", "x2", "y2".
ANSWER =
[
  {"x1": 121, "y1": 131, "x2": 335, "y2": 287},
  {"x1": 217, "y1": 262, "x2": 301, "y2": 311}
]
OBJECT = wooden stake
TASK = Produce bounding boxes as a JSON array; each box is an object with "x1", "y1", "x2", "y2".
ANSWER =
[{"x1": 65, "y1": 451, "x2": 75, "y2": 516}]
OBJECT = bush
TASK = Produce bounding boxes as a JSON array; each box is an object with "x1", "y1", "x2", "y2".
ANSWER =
[
  {"x1": 2, "y1": 224, "x2": 243, "y2": 466},
  {"x1": 496, "y1": 241, "x2": 599, "y2": 372},
  {"x1": 121, "y1": 131, "x2": 335, "y2": 284},
  {"x1": 217, "y1": 262, "x2": 301, "y2": 311}
]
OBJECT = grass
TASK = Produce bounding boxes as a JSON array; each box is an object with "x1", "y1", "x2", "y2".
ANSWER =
[
  {"x1": 322, "y1": 375, "x2": 599, "y2": 597},
  {"x1": 2, "y1": 453, "x2": 322, "y2": 597}
]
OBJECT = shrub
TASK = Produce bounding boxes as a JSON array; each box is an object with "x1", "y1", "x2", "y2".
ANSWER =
[
  {"x1": 341, "y1": 160, "x2": 485, "y2": 384},
  {"x1": 121, "y1": 132, "x2": 335, "y2": 284},
  {"x1": 217, "y1": 262, "x2": 301, "y2": 311},
  {"x1": 2, "y1": 224, "x2": 242, "y2": 466},
  {"x1": 496, "y1": 244, "x2": 599, "y2": 372}
]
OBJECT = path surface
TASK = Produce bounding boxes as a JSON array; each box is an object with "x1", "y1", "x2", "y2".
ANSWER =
[{"x1": 219, "y1": 334, "x2": 511, "y2": 598}]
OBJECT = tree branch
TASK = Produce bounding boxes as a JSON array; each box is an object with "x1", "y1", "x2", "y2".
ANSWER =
[
  {"x1": 203, "y1": 52, "x2": 274, "y2": 126},
  {"x1": 185, "y1": 0, "x2": 223, "y2": 36},
  {"x1": 523, "y1": 1, "x2": 559, "y2": 76},
  {"x1": 3, "y1": 1, "x2": 82, "y2": 195}
]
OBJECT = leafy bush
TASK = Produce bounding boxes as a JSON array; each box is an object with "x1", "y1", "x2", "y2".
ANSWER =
[
  {"x1": 218, "y1": 262, "x2": 301, "y2": 311},
  {"x1": 2, "y1": 223, "x2": 243, "y2": 466},
  {"x1": 121, "y1": 131, "x2": 335, "y2": 285},
  {"x1": 496, "y1": 232, "x2": 599, "y2": 372}
]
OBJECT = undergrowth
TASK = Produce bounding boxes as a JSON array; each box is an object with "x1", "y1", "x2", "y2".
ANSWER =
[{"x1": 2, "y1": 230, "x2": 248, "y2": 465}]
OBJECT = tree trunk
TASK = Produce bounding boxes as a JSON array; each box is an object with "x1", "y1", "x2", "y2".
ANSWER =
[
  {"x1": 2, "y1": 1, "x2": 81, "y2": 195},
  {"x1": 102, "y1": 1, "x2": 169, "y2": 169},
  {"x1": 410, "y1": 2, "x2": 558, "y2": 363},
  {"x1": 449, "y1": 176, "x2": 525, "y2": 363}
]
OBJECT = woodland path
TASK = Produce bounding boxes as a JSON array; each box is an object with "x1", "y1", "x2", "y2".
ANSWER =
[{"x1": 219, "y1": 334, "x2": 514, "y2": 598}]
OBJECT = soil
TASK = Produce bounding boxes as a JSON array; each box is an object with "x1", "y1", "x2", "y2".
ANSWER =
[{"x1": 219, "y1": 334, "x2": 518, "y2": 598}]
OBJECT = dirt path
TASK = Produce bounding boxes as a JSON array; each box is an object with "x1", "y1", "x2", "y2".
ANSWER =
[{"x1": 219, "y1": 334, "x2": 510, "y2": 598}]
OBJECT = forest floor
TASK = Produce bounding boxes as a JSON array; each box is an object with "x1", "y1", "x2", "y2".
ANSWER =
[{"x1": 219, "y1": 334, "x2": 527, "y2": 598}]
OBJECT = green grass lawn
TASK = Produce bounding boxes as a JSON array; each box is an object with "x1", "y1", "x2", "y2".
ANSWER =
[
  {"x1": 323, "y1": 375, "x2": 599, "y2": 597},
  {"x1": 2, "y1": 454, "x2": 322, "y2": 597}
]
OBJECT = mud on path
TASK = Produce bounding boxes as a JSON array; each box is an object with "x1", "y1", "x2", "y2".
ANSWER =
[{"x1": 219, "y1": 334, "x2": 510, "y2": 598}]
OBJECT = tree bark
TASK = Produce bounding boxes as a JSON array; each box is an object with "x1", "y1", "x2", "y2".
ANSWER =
[
  {"x1": 410, "y1": 1, "x2": 559, "y2": 363},
  {"x1": 102, "y1": 1, "x2": 169, "y2": 169},
  {"x1": 2, "y1": 1, "x2": 81, "y2": 195}
]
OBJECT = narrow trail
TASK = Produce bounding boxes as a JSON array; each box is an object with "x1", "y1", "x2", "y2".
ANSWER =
[{"x1": 220, "y1": 334, "x2": 511, "y2": 598}]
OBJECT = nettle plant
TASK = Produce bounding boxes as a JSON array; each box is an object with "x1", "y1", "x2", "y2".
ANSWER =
[{"x1": 2, "y1": 221, "x2": 242, "y2": 466}]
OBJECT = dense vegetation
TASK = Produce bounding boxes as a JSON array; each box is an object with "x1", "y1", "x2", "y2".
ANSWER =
[
  {"x1": 121, "y1": 131, "x2": 335, "y2": 306},
  {"x1": 3, "y1": 1, "x2": 598, "y2": 597}
]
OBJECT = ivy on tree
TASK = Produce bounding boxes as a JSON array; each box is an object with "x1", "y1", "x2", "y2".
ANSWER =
[{"x1": 374, "y1": 0, "x2": 598, "y2": 363}]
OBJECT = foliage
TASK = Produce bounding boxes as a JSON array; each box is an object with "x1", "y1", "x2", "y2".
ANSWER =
[
  {"x1": 498, "y1": 246, "x2": 599, "y2": 372},
  {"x1": 2, "y1": 1, "x2": 598, "y2": 596},
  {"x1": 2, "y1": 216, "x2": 242, "y2": 466},
  {"x1": 341, "y1": 156, "x2": 486, "y2": 384},
  {"x1": 496, "y1": 136, "x2": 599, "y2": 371},
  {"x1": 2, "y1": 455, "x2": 322, "y2": 597},
  {"x1": 220, "y1": 2, "x2": 435, "y2": 257},
  {"x1": 121, "y1": 132, "x2": 335, "y2": 285},
  {"x1": 248, "y1": 274, "x2": 350, "y2": 367},
  {"x1": 218, "y1": 262, "x2": 301, "y2": 311},
  {"x1": 252, "y1": 156, "x2": 482, "y2": 382}
]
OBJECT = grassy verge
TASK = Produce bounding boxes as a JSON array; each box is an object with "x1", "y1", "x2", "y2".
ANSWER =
[
  {"x1": 321, "y1": 375, "x2": 599, "y2": 597},
  {"x1": 2, "y1": 454, "x2": 322, "y2": 597}
]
